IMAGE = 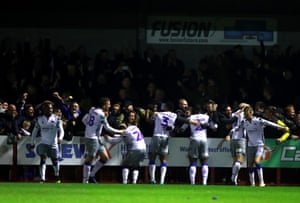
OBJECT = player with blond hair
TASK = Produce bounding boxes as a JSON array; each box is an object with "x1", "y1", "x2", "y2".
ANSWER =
[
  {"x1": 231, "y1": 106, "x2": 289, "y2": 187},
  {"x1": 227, "y1": 102, "x2": 249, "y2": 185}
]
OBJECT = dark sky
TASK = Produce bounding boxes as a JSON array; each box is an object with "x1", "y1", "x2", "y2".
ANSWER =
[
  {"x1": 1, "y1": 0, "x2": 299, "y2": 30},
  {"x1": 1, "y1": 0, "x2": 299, "y2": 15}
]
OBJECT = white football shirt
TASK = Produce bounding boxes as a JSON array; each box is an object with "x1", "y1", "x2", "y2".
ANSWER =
[
  {"x1": 231, "y1": 110, "x2": 246, "y2": 140},
  {"x1": 241, "y1": 117, "x2": 284, "y2": 146},
  {"x1": 189, "y1": 114, "x2": 209, "y2": 141},
  {"x1": 31, "y1": 114, "x2": 64, "y2": 148},
  {"x1": 123, "y1": 125, "x2": 146, "y2": 151},
  {"x1": 82, "y1": 108, "x2": 120, "y2": 139},
  {"x1": 153, "y1": 111, "x2": 177, "y2": 137}
]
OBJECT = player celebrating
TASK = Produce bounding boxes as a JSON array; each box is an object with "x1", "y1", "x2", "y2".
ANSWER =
[
  {"x1": 81, "y1": 97, "x2": 125, "y2": 183},
  {"x1": 120, "y1": 111, "x2": 146, "y2": 184},
  {"x1": 30, "y1": 100, "x2": 64, "y2": 183},
  {"x1": 104, "y1": 110, "x2": 146, "y2": 184},
  {"x1": 188, "y1": 108, "x2": 218, "y2": 185},
  {"x1": 231, "y1": 106, "x2": 289, "y2": 186},
  {"x1": 148, "y1": 101, "x2": 199, "y2": 184},
  {"x1": 227, "y1": 102, "x2": 249, "y2": 185}
]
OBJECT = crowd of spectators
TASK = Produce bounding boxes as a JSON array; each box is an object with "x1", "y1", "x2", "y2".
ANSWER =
[
  {"x1": 1, "y1": 37, "x2": 300, "y2": 135},
  {"x1": 1, "y1": 36, "x2": 300, "y2": 183}
]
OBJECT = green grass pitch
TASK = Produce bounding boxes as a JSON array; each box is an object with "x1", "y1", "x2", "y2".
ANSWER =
[{"x1": 0, "y1": 183, "x2": 299, "y2": 203}]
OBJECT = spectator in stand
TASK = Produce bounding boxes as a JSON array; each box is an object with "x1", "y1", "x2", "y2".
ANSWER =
[
  {"x1": 141, "y1": 46, "x2": 161, "y2": 82},
  {"x1": 91, "y1": 49, "x2": 114, "y2": 100},
  {"x1": 107, "y1": 102, "x2": 124, "y2": 129},
  {"x1": 52, "y1": 92, "x2": 84, "y2": 139},
  {"x1": 276, "y1": 104, "x2": 298, "y2": 143},
  {"x1": 161, "y1": 49, "x2": 185, "y2": 100},
  {"x1": 0, "y1": 99, "x2": 8, "y2": 113},
  {"x1": 112, "y1": 61, "x2": 134, "y2": 85},
  {"x1": 0, "y1": 104, "x2": 18, "y2": 141},
  {"x1": 121, "y1": 100, "x2": 147, "y2": 130},
  {"x1": 0, "y1": 101, "x2": 9, "y2": 134},
  {"x1": 49, "y1": 45, "x2": 68, "y2": 89},
  {"x1": 3, "y1": 70, "x2": 20, "y2": 102},
  {"x1": 15, "y1": 92, "x2": 29, "y2": 115},
  {"x1": 254, "y1": 101, "x2": 266, "y2": 117},
  {"x1": 291, "y1": 112, "x2": 300, "y2": 140},
  {"x1": 261, "y1": 85, "x2": 277, "y2": 105},
  {"x1": 177, "y1": 68, "x2": 205, "y2": 107},
  {"x1": 118, "y1": 76, "x2": 140, "y2": 105},
  {"x1": 140, "y1": 81, "x2": 158, "y2": 108},
  {"x1": 203, "y1": 99, "x2": 220, "y2": 138},
  {"x1": 65, "y1": 101, "x2": 84, "y2": 139},
  {"x1": 196, "y1": 58, "x2": 215, "y2": 85},
  {"x1": 227, "y1": 45, "x2": 253, "y2": 100},
  {"x1": 94, "y1": 49, "x2": 114, "y2": 80},
  {"x1": 142, "y1": 103, "x2": 158, "y2": 137},
  {"x1": 13, "y1": 103, "x2": 36, "y2": 141},
  {"x1": 218, "y1": 104, "x2": 237, "y2": 139},
  {"x1": 212, "y1": 54, "x2": 231, "y2": 103},
  {"x1": 173, "y1": 98, "x2": 189, "y2": 137},
  {"x1": 152, "y1": 88, "x2": 168, "y2": 112},
  {"x1": 89, "y1": 72, "x2": 111, "y2": 103},
  {"x1": 262, "y1": 106, "x2": 285, "y2": 139},
  {"x1": 0, "y1": 99, "x2": 2, "y2": 113},
  {"x1": 59, "y1": 64, "x2": 80, "y2": 96},
  {"x1": 114, "y1": 88, "x2": 131, "y2": 108},
  {"x1": 206, "y1": 78, "x2": 220, "y2": 103}
]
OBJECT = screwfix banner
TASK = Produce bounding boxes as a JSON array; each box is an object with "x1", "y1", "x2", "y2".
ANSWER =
[
  {"x1": 146, "y1": 16, "x2": 277, "y2": 46},
  {"x1": 1, "y1": 136, "x2": 297, "y2": 167},
  {"x1": 16, "y1": 137, "x2": 236, "y2": 167}
]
